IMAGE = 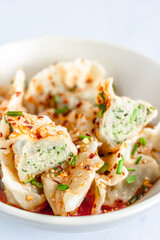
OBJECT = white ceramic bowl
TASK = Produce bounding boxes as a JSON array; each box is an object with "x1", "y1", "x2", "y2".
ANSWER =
[{"x1": 0, "y1": 36, "x2": 160, "y2": 232}]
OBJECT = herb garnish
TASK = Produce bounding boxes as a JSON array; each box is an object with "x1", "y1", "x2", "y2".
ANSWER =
[
  {"x1": 79, "y1": 135, "x2": 91, "y2": 141},
  {"x1": 55, "y1": 170, "x2": 63, "y2": 177},
  {"x1": 69, "y1": 155, "x2": 78, "y2": 166},
  {"x1": 69, "y1": 85, "x2": 78, "y2": 91},
  {"x1": 57, "y1": 184, "x2": 69, "y2": 191},
  {"x1": 116, "y1": 154, "x2": 124, "y2": 174},
  {"x1": 130, "y1": 109, "x2": 137, "y2": 124},
  {"x1": 97, "y1": 104, "x2": 107, "y2": 118},
  {"x1": 7, "y1": 111, "x2": 23, "y2": 116},
  {"x1": 24, "y1": 177, "x2": 35, "y2": 184},
  {"x1": 100, "y1": 163, "x2": 109, "y2": 174},
  {"x1": 54, "y1": 94, "x2": 59, "y2": 103},
  {"x1": 99, "y1": 92, "x2": 105, "y2": 101},
  {"x1": 135, "y1": 156, "x2": 142, "y2": 164},
  {"x1": 55, "y1": 106, "x2": 68, "y2": 114},
  {"x1": 58, "y1": 160, "x2": 66, "y2": 165},
  {"x1": 139, "y1": 137, "x2": 146, "y2": 146},
  {"x1": 97, "y1": 186, "x2": 100, "y2": 196},
  {"x1": 131, "y1": 143, "x2": 139, "y2": 156},
  {"x1": 126, "y1": 175, "x2": 136, "y2": 184},
  {"x1": 126, "y1": 185, "x2": 146, "y2": 205},
  {"x1": 31, "y1": 180, "x2": 43, "y2": 189},
  {"x1": 127, "y1": 168, "x2": 136, "y2": 172}
]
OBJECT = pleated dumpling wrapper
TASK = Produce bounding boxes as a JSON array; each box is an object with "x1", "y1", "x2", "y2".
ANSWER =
[
  {"x1": 5, "y1": 112, "x2": 77, "y2": 182},
  {"x1": 25, "y1": 59, "x2": 106, "y2": 113},
  {"x1": 42, "y1": 101, "x2": 104, "y2": 215},
  {"x1": 96, "y1": 78, "x2": 158, "y2": 151}
]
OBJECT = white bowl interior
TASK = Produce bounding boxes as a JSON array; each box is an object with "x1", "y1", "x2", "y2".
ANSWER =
[{"x1": 0, "y1": 36, "x2": 160, "y2": 232}]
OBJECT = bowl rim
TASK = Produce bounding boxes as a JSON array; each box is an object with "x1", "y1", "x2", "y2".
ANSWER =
[
  {"x1": 0, "y1": 35, "x2": 160, "y2": 227},
  {"x1": 0, "y1": 191, "x2": 160, "y2": 226}
]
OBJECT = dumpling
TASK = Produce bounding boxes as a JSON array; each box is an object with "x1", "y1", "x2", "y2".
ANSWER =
[
  {"x1": 91, "y1": 174, "x2": 107, "y2": 215},
  {"x1": 0, "y1": 117, "x2": 46, "y2": 211},
  {"x1": 96, "y1": 78, "x2": 157, "y2": 151},
  {"x1": 25, "y1": 59, "x2": 105, "y2": 113},
  {"x1": 0, "y1": 68, "x2": 26, "y2": 118},
  {"x1": 42, "y1": 101, "x2": 104, "y2": 215},
  {"x1": 5, "y1": 113, "x2": 77, "y2": 182},
  {"x1": 42, "y1": 140, "x2": 103, "y2": 216},
  {"x1": 7, "y1": 68, "x2": 26, "y2": 112},
  {"x1": 104, "y1": 155, "x2": 159, "y2": 206},
  {"x1": 1, "y1": 148, "x2": 46, "y2": 211},
  {"x1": 98, "y1": 133, "x2": 160, "y2": 207}
]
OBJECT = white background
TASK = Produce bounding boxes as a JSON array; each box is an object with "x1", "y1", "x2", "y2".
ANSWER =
[{"x1": 0, "y1": 0, "x2": 160, "y2": 239}]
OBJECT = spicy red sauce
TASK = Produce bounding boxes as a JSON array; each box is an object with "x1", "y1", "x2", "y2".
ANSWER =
[
  {"x1": 0, "y1": 180, "x2": 154, "y2": 216},
  {"x1": 77, "y1": 191, "x2": 95, "y2": 216},
  {"x1": 0, "y1": 187, "x2": 6, "y2": 203},
  {"x1": 102, "y1": 199, "x2": 127, "y2": 212}
]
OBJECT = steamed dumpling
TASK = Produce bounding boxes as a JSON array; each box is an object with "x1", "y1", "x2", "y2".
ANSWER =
[
  {"x1": 42, "y1": 102, "x2": 104, "y2": 215},
  {"x1": 96, "y1": 78, "x2": 157, "y2": 151},
  {"x1": 104, "y1": 155, "x2": 159, "y2": 206},
  {"x1": 0, "y1": 117, "x2": 46, "y2": 211},
  {"x1": 25, "y1": 59, "x2": 106, "y2": 113},
  {"x1": 0, "y1": 68, "x2": 26, "y2": 118},
  {"x1": 5, "y1": 113, "x2": 77, "y2": 182}
]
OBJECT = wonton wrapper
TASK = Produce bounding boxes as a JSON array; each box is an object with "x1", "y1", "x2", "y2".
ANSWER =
[
  {"x1": 25, "y1": 59, "x2": 105, "y2": 113},
  {"x1": 42, "y1": 140, "x2": 103, "y2": 216},
  {"x1": 0, "y1": 118, "x2": 46, "y2": 211},
  {"x1": 96, "y1": 78, "x2": 157, "y2": 151},
  {"x1": 6, "y1": 113, "x2": 77, "y2": 182},
  {"x1": 98, "y1": 133, "x2": 160, "y2": 207},
  {"x1": 42, "y1": 102, "x2": 104, "y2": 215}
]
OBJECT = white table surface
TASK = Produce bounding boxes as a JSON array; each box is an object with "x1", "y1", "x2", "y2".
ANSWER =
[{"x1": 0, "y1": 0, "x2": 160, "y2": 239}]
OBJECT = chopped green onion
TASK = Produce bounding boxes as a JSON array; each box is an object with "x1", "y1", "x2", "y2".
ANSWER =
[
  {"x1": 135, "y1": 156, "x2": 142, "y2": 164},
  {"x1": 99, "y1": 92, "x2": 105, "y2": 101},
  {"x1": 126, "y1": 175, "x2": 136, "y2": 184},
  {"x1": 7, "y1": 111, "x2": 23, "y2": 116},
  {"x1": 100, "y1": 163, "x2": 109, "y2": 174},
  {"x1": 130, "y1": 109, "x2": 137, "y2": 124},
  {"x1": 69, "y1": 155, "x2": 78, "y2": 166},
  {"x1": 116, "y1": 154, "x2": 124, "y2": 174},
  {"x1": 97, "y1": 186, "x2": 100, "y2": 196},
  {"x1": 97, "y1": 104, "x2": 107, "y2": 118},
  {"x1": 3, "y1": 116, "x2": 8, "y2": 123},
  {"x1": 79, "y1": 135, "x2": 91, "y2": 141},
  {"x1": 139, "y1": 137, "x2": 146, "y2": 146},
  {"x1": 128, "y1": 195, "x2": 138, "y2": 204},
  {"x1": 57, "y1": 184, "x2": 69, "y2": 191},
  {"x1": 127, "y1": 168, "x2": 136, "y2": 171},
  {"x1": 54, "y1": 94, "x2": 59, "y2": 103},
  {"x1": 55, "y1": 170, "x2": 63, "y2": 177},
  {"x1": 24, "y1": 177, "x2": 35, "y2": 184},
  {"x1": 97, "y1": 104, "x2": 106, "y2": 111},
  {"x1": 58, "y1": 160, "x2": 66, "y2": 165},
  {"x1": 131, "y1": 143, "x2": 139, "y2": 156},
  {"x1": 69, "y1": 85, "x2": 78, "y2": 91},
  {"x1": 127, "y1": 185, "x2": 146, "y2": 205},
  {"x1": 55, "y1": 106, "x2": 68, "y2": 114},
  {"x1": 31, "y1": 180, "x2": 43, "y2": 189},
  {"x1": 9, "y1": 123, "x2": 14, "y2": 132},
  {"x1": 98, "y1": 109, "x2": 104, "y2": 118}
]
